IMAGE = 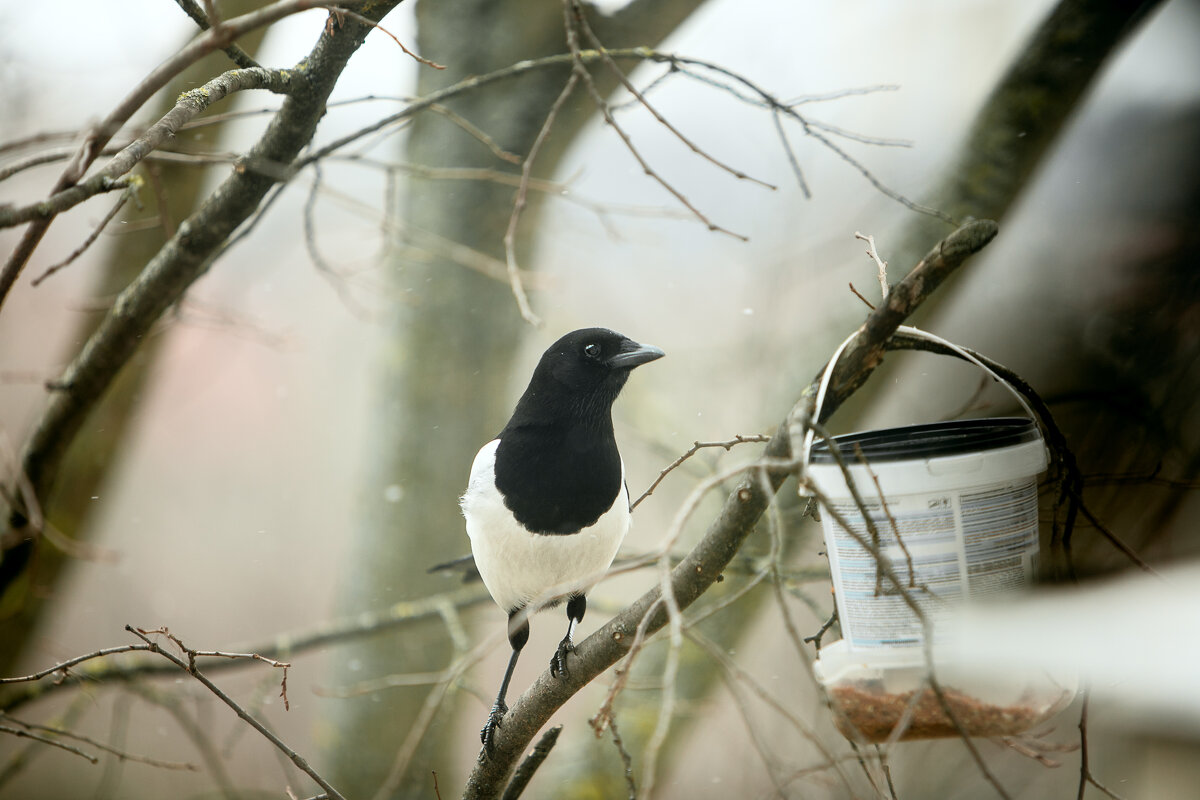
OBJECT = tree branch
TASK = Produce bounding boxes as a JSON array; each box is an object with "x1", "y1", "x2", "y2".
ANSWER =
[
  {"x1": 0, "y1": 585, "x2": 489, "y2": 713},
  {"x1": 171, "y1": 0, "x2": 263, "y2": 69},
  {"x1": 462, "y1": 219, "x2": 998, "y2": 797},
  {"x1": 126, "y1": 626, "x2": 346, "y2": 800},
  {"x1": 0, "y1": 0, "x2": 370, "y2": 312},
  {"x1": 1, "y1": 2, "x2": 406, "y2": 583},
  {"x1": 0, "y1": 67, "x2": 298, "y2": 231}
]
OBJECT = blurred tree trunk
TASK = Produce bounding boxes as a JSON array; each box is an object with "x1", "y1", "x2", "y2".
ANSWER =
[
  {"x1": 325, "y1": 1, "x2": 708, "y2": 796},
  {"x1": 0, "y1": 4, "x2": 268, "y2": 675},
  {"x1": 894, "y1": 0, "x2": 1163, "y2": 270},
  {"x1": 835, "y1": 0, "x2": 1164, "y2": 427}
]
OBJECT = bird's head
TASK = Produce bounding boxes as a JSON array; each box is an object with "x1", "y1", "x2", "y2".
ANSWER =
[
  {"x1": 513, "y1": 328, "x2": 664, "y2": 422},
  {"x1": 543, "y1": 327, "x2": 664, "y2": 392}
]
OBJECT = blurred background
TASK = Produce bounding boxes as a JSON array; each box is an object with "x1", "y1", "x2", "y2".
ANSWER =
[{"x1": 1, "y1": 0, "x2": 1199, "y2": 797}]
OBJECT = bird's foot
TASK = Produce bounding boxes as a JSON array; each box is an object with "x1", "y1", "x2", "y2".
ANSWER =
[
  {"x1": 480, "y1": 701, "x2": 507, "y2": 756},
  {"x1": 550, "y1": 639, "x2": 574, "y2": 680}
]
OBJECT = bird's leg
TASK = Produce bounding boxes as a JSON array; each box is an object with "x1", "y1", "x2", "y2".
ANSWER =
[
  {"x1": 482, "y1": 609, "x2": 529, "y2": 756},
  {"x1": 551, "y1": 594, "x2": 586, "y2": 680}
]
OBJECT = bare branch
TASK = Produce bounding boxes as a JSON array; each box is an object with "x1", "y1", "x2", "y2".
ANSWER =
[
  {"x1": 171, "y1": 0, "x2": 262, "y2": 69},
  {"x1": 0, "y1": 722, "x2": 98, "y2": 764},
  {"x1": 848, "y1": 282, "x2": 875, "y2": 310},
  {"x1": 0, "y1": 644, "x2": 152, "y2": 685},
  {"x1": 319, "y1": 5, "x2": 444, "y2": 70},
  {"x1": 0, "y1": 0, "x2": 369, "y2": 309},
  {"x1": 854, "y1": 231, "x2": 889, "y2": 301},
  {"x1": 1, "y1": 3, "x2": 406, "y2": 586},
  {"x1": 0, "y1": 67, "x2": 297, "y2": 232},
  {"x1": 632, "y1": 434, "x2": 771, "y2": 510},
  {"x1": 0, "y1": 713, "x2": 198, "y2": 771},
  {"x1": 0, "y1": 585, "x2": 488, "y2": 712},
  {"x1": 500, "y1": 726, "x2": 563, "y2": 800},
  {"x1": 786, "y1": 84, "x2": 901, "y2": 105},
  {"x1": 771, "y1": 108, "x2": 811, "y2": 197},
  {"x1": 562, "y1": 7, "x2": 750, "y2": 241},
  {"x1": 126, "y1": 626, "x2": 346, "y2": 800},
  {"x1": 807, "y1": 119, "x2": 912, "y2": 148},
  {"x1": 572, "y1": 1, "x2": 776, "y2": 192},
  {"x1": 31, "y1": 186, "x2": 138, "y2": 287},
  {"x1": 501, "y1": 70, "x2": 580, "y2": 327},
  {"x1": 426, "y1": 104, "x2": 521, "y2": 163}
]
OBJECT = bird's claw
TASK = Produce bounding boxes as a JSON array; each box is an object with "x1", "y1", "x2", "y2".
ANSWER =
[
  {"x1": 480, "y1": 701, "x2": 507, "y2": 756},
  {"x1": 550, "y1": 640, "x2": 574, "y2": 680}
]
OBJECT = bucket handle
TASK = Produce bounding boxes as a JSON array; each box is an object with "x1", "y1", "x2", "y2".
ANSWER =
[{"x1": 801, "y1": 324, "x2": 1041, "y2": 468}]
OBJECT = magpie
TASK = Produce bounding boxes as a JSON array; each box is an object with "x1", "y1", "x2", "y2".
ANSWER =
[{"x1": 460, "y1": 327, "x2": 664, "y2": 754}]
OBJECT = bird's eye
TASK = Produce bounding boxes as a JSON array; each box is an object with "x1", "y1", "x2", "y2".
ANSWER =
[{"x1": 583, "y1": 343, "x2": 602, "y2": 359}]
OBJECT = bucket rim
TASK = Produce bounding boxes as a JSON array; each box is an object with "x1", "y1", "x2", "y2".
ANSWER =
[{"x1": 808, "y1": 417, "x2": 1040, "y2": 464}]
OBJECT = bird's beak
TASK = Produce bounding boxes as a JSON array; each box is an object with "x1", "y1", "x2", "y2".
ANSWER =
[{"x1": 608, "y1": 341, "x2": 665, "y2": 369}]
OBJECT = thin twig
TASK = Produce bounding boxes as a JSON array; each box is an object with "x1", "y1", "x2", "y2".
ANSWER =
[
  {"x1": 314, "y1": 670, "x2": 452, "y2": 697},
  {"x1": 878, "y1": 746, "x2": 901, "y2": 800},
  {"x1": 1077, "y1": 693, "x2": 1125, "y2": 800},
  {"x1": 500, "y1": 725, "x2": 563, "y2": 800},
  {"x1": 1073, "y1": 501, "x2": 1155, "y2": 576},
  {"x1": 32, "y1": 185, "x2": 136, "y2": 286},
  {"x1": 501, "y1": 71, "x2": 581, "y2": 326},
  {"x1": 786, "y1": 84, "x2": 901, "y2": 105},
  {"x1": 771, "y1": 108, "x2": 811, "y2": 197},
  {"x1": 854, "y1": 231, "x2": 889, "y2": 300},
  {"x1": 857, "y1": 445, "x2": 914, "y2": 588},
  {"x1": 572, "y1": 1, "x2": 776, "y2": 192},
  {"x1": 318, "y1": 6, "x2": 444, "y2": 70},
  {"x1": 608, "y1": 716, "x2": 637, "y2": 800},
  {"x1": 848, "y1": 282, "x2": 875, "y2": 310},
  {"x1": 171, "y1": 0, "x2": 262, "y2": 69},
  {"x1": 590, "y1": 597, "x2": 665, "y2": 737},
  {"x1": 658, "y1": 52, "x2": 954, "y2": 223},
  {"x1": 0, "y1": 150, "x2": 76, "y2": 183},
  {"x1": 686, "y1": 629, "x2": 803, "y2": 798},
  {"x1": 632, "y1": 434, "x2": 770, "y2": 510},
  {"x1": 610, "y1": 66, "x2": 676, "y2": 111},
  {"x1": 637, "y1": 561, "x2": 682, "y2": 800},
  {"x1": 0, "y1": 723, "x2": 98, "y2": 764},
  {"x1": 808, "y1": 119, "x2": 912, "y2": 148},
  {"x1": 301, "y1": 162, "x2": 376, "y2": 316},
  {"x1": 803, "y1": 607, "x2": 838, "y2": 650},
  {"x1": 121, "y1": 681, "x2": 240, "y2": 797},
  {"x1": 369, "y1": 639, "x2": 488, "y2": 800},
  {"x1": 427, "y1": 104, "x2": 521, "y2": 163},
  {"x1": 0, "y1": 644, "x2": 151, "y2": 684},
  {"x1": 0, "y1": 0, "x2": 359, "y2": 307},
  {"x1": 1000, "y1": 734, "x2": 1068, "y2": 768},
  {"x1": 127, "y1": 626, "x2": 345, "y2": 800},
  {"x1": 1, "y1": 585, "x2": 488, "y2": 712},
  {"x1": 562, "y1": 7, "x2": 749, "y2": 241},
  {"x1": 0, "y1": 713, "x2": 199, "y2": 771}
]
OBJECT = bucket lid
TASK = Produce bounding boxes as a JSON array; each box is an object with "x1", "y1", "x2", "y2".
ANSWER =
[{"x1": 809, "y1": 417, "x2": 1040, "y2": 464}]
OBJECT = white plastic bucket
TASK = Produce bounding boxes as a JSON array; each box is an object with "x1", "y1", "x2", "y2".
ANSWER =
[{"x1": 806, "y1": 417, "x2": 1047, "y2": 657}]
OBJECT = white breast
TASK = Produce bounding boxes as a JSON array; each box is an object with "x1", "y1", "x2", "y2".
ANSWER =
[{"x1": 461, "y1": 439, "x2": 630, "y2": 613}]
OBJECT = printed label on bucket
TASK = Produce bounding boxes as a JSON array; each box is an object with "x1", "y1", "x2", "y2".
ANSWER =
[{"x1": 827, "y1": 477, "x2": 1039, "y2": 649}]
